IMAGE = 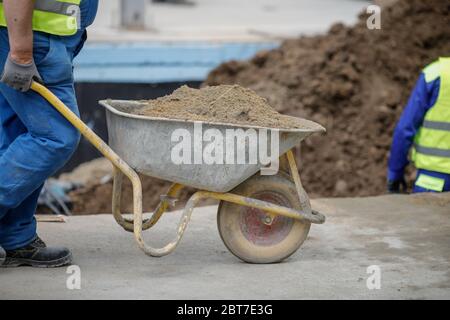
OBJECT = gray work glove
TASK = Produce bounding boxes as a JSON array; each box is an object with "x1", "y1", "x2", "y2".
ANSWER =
[{"x1": 0, "y1": 54, "x2": 43, "y2": 92}]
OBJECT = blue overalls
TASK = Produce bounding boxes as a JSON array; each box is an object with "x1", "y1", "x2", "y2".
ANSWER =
[{"x1": 0, "y1": 1, "x2": 98, "y2": 250}]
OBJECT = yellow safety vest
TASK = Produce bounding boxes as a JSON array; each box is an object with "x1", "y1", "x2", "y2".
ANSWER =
[
  {"x1": 0, "y1": 0, "x2": 81, "y2": 36},
  {"x1": 412, "y1": 57, "x2": 450, "y2": 176}
]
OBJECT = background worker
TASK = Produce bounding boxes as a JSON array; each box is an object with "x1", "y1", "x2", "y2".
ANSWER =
[
  {"x1": 388, "y1": 57, "x2": 450, "y2": 193},
  {"x1": 0, "y1": 0, "x2": 98, "y2": 267}
]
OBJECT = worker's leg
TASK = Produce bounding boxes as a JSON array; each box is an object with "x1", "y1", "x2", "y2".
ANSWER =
[
  {"x1": 0, "y1": 93, "x2": 44, "y2": 249},
  {"x1": 413, "y1": 169, "x2": 450, "y2": 193},
  {"x1": 0, "y1": 188, "x2": 43, "y2": 250},
  {"x1": 0, "y1": 31, "x2": 81, "y2": 250}
]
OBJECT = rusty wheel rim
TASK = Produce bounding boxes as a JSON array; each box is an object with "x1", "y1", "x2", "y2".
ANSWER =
[{"x1": 239, "y1": 191, "x2": 294, "y2": 246}]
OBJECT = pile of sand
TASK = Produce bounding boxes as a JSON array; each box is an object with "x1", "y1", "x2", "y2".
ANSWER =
[{"x1": 125, "y1": 84, "x2": 320, "y2": 130}]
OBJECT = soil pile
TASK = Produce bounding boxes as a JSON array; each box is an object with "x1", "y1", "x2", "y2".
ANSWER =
[
  {"x1": 126, "y1": 84, "x2": 321, "y2": 130},
  {"x1": 205, "y1": 0, "x2": 450, "y2": 197}
]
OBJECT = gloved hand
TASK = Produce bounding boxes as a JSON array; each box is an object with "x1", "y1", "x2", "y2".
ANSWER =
[
  {"x1": 387, "y1": 177, "x2": 407, "y2": 194},
  {"x1": 0, "y1": 54, "x2": 43, "y2": 92}
]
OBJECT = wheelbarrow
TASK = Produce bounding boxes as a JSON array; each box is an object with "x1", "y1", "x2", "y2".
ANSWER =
[{"x1": 31, "y1": 82, "x2": 326, "y2": 264}]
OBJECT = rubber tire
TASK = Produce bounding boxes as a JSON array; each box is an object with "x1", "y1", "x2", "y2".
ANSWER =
[{"x1": 217, "y1": 174, "x2": 311, "y2": 264}]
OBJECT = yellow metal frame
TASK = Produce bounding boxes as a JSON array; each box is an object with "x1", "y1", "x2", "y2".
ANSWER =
[{"x1": 31, "y1": 82, "x2": 325, "y2": 257}]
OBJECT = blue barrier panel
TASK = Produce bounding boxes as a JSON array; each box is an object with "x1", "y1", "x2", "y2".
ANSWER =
[{"x1": 73, "y1": 41, "x2": 280, "y2": 83}]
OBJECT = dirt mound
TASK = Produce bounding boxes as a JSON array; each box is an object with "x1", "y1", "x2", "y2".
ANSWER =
[
  {"x1": 123, "y1": 84, "x2": 320, "y2": 130},
  {"x1": 205, "y1": 0, "x2": 450, "y2": 197}
]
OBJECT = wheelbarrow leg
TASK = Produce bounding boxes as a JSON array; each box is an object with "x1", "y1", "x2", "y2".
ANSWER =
[
  {"x1": 112, "y1": 167, "x2": 185, "y2": 232},
  {"x1": 112, "y1": 168, "x2": 135, "y2": 231},
  {"x1": 135, "y1": 191, "x2": 206, "y2": 257},
  {"x1": 145, "y1": 183, "x2": 185, "y2": 229},
  {"x1": 286, "y1": 149, "x2": 321, "y2": 219},
  {"x1": 112, "y1": 165, "x2": 197, "y2": 257}
]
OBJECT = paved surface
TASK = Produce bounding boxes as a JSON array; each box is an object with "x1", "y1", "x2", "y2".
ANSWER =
[
  {"x1": 1, "y1": 193, "x2": 449, "y2": 299},
  {"x1": 91, "y1": 0, "x2": 369, "y2": 42}
]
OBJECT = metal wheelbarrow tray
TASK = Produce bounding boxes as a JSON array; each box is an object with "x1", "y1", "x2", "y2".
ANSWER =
[
  {"x1": 102, "y1": 100, "x2": 324, "y2": 193},
  {"x1": 32, "y1": 82, "x2": 326, "y2": 264}
]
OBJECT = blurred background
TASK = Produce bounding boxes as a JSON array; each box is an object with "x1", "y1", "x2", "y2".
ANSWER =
[{"x1": 69, "y1": 0, "x2": 372, "y2": 172}]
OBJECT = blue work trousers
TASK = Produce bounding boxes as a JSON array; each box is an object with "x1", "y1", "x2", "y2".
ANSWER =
[{"x1": 0, "y1": 28, "x2": 85, "y2": 250}]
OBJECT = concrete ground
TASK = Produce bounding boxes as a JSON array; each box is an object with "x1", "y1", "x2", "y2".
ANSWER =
[{"x1": 1, "y1": 193, "x2": 449, "y2": 300}]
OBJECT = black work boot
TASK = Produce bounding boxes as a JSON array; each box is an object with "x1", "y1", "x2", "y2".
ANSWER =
[
  {"x1": 1, "y1": 236, "x2": 72, "y2": 268},
  {"x1": 0, "y1": 246, "x2": 5, "y2": 265}
]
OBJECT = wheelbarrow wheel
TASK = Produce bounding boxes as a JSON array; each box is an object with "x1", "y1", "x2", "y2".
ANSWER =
[{"x1": 217, "y1": 174, "x2": 311, "y2": 264}]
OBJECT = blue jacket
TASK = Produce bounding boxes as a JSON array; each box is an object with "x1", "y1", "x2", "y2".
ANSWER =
[
  {"x1": 387, "y1": 69, "x2": 450, "y2": 187},
  {"x1": 80, "y1": 0, "x2": 99, "y2": 29}
]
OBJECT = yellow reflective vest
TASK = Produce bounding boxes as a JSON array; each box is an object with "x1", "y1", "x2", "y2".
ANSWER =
[
  {"x1": 0, "y1": 0, "x2": 81, "y2": 36},
  {"x1": 413, "y1": 57, "x2": 450, "y2": 174}
]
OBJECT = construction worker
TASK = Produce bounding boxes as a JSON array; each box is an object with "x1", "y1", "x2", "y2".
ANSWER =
[
  {"x1": 388, "y1": 57, "x2": 450, "y2": 193},
  {"x1": 0, "y1": 0, "x2": 98, "y2": 267}
]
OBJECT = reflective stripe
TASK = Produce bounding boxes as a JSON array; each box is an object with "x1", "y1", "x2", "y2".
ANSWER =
[
  {"x1": 0, "y1": 0, "x2": 76, "y2": 16},
  {"x1": 415, "y1": 144, "x2": 450, "y2": 158},
  {"x1": 422, "y1": 120, "x2": 450, "y2": 131},
  {"x1": 415, "y1": 174, "x2": 445, "y2": 192},
  {"x1": 35, "y1": 1, "x2": 76, "y2": 17}
]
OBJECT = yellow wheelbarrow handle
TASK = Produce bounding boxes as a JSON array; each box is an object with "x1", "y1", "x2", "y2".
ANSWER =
[
  {"x1": 31, "y1": 82, "x2": 126, "y2": 169},
  {"x1": 30, "y1": 81, "x2": 142, "y2": 193},
  {"x1": 30, "y1": 81, "x2": 153, "y2": 254}
]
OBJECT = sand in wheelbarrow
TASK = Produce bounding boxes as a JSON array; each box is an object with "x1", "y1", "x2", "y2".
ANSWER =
[{"x1": 123, "y1": 84, "x2": 321, "y2": 130}]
